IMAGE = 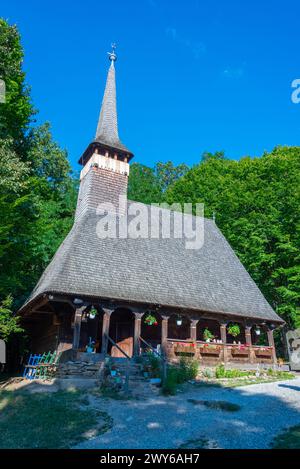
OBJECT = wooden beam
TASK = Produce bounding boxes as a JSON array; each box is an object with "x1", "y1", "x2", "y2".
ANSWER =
[
  {"x1": 101, "y1": 308, "x2": 113, "y2": 355},
  {"x1": 133, "y1": 312, "x2": 143, "y2": 356}
]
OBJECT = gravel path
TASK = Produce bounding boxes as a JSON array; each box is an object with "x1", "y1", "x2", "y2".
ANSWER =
[{"x1": 75, "y1": 378, "x2": 300, "y2": 449}]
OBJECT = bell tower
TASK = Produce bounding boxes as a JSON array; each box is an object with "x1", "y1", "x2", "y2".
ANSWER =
[{"x1": 75, "y1": 45, "x2": 133, "y2": 221}]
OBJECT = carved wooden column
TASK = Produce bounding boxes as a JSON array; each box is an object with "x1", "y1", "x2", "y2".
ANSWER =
[
  {"x1": 133, "y1": 312, "x2": 143, "y2": 356},
  {"x1": 190, "y1": 319, "x2": 199, "y2": 359},
  {"x1": 220, "y1": 322, "x2": 228, "y2": 363},
  {"x1": 190, "y1": 319, "x2": 199, "y2": 341},
  {"x1": 72, "y1": 306, "x2": 85, "y2": 350},
  {"x1": 245, "y1": 325, "x2": 255, "y2": 363},
  {"x1": 161, "y1": 315, "x2": 169, "y2": 358},
  {"x1": 267, "y1": 327, "x2": 277, "y2": 364},
  {"x1": 101, "y1": 308, "x2": 113, "y2": 355}
]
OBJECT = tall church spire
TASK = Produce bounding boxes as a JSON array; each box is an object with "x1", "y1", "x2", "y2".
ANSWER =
[
  {"x1": 95, "y1": 45, "x2": 120, "y2": 147},
  {"x1": 78, "y1": 44, "x2": 133, "y2": 166}
]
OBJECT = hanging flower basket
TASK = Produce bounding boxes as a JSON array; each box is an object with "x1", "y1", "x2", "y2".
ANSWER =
[
  {"x1": 144, "y1": 314, "x2": 158, "y2": 326},
  {"x1": 227, "y1": 323, "x2": 241, "y2": 338},
  {"x1": 88, "y1": 306, "x2": 98, "y2": 319}
]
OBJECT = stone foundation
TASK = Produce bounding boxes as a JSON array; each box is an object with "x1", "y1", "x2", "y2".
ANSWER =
[{"x1": 56, "y1": 358, "x2": 102, "y2": 379}]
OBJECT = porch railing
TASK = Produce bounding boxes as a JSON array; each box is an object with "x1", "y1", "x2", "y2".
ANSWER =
[{"x1": 165, "y1": 338, "x2": 274, "y2": 362}]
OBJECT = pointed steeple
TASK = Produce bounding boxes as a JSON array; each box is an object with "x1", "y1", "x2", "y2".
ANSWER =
[{"x1": 78, "y1": 45, "x2": 133, "y2": 166}]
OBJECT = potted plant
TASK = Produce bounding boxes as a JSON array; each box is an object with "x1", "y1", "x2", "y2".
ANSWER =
[
  {"x1": 110, "y1": 365, "x2": 117, "y2": 377},
  {"x1": 86, "y1": 337, "x2": 96, "y2": 353},
  {"x1": 144, "y1": 314, "x2": 158, "y2": 326},
  {"x1": 88, "y1": 306, "x2": 98, "y2": 319},
  {"x1": 203, "y1": 328, "x2": 214, "y2": 342},
  {"x1": 227, "y1": 323, "x2": 241, "y2": 338}
]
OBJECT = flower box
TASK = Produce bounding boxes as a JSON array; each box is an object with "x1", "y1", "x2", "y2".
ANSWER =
[
  {"x1": 199, "y1": 345, "x2": 221, "y2": 356},
  {"x1": 255, "y1": 348, "x2": 273, "y2": 358},
  {"x1": 231, "y1": 347, "x2": 249, "y2": 357},
  {"x1": 174, "y1": 342, "x2": 196, "y2": 356}
]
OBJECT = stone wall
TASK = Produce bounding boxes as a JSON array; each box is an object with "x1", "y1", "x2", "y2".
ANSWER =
[{"x1": 56, "y1": 355, "x2": 103, "y2": 379}]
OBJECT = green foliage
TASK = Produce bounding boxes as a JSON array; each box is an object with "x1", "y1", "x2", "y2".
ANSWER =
[
  {"x1": 128, "y1": 163, "x2": 162, "y2": 204},
  {"x1": 161, "y1": 367, "x2": 178, "y2": 395},
  {"x1": 215, "y1": 365, "x2": 251, "y2": 379},
  {"x1": 0, "y1": 19, "x2": 35, "y2": 153},
  {"x1": 271, "y1": 424, "x2": 300, "y2": 449},
  {"x1": 203, "y1": 328, "x2": 214, "y2": 341},
  {"x1": 144, "y1": 313, "x2": 158, "y2": 326},
  {"x1": 162, "y1": 358, "x2": 199, "y2": 395},
  {"x1": 145, "y1": 352, "x2": 161, "y2": 378},
  {"x1": 227, "y1": 323, "x2": 241, "y2": 338},
  {"x1": 201, "y1": 150, "x2": 226, "y2": 163},
  {"x1": 0, "y1": 296, "x2": 23, "y2": 341},
  {"x1": 128, "y1": 161, "x2": 189, "y2": 204},
  {"x1": 0, "y1": 20, "x2": 78, "y2": 308},
  {"x1": 202, "y1": 367, "x2": 215, "y2": 378}
]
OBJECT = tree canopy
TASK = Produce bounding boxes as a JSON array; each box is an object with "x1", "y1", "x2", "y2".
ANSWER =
[
  {"x1": 0, "y1": 19, "x2": 77, "y2": 327},
  {"x1": 165, "y1": 147, "x2": 300, "y2": 329}
]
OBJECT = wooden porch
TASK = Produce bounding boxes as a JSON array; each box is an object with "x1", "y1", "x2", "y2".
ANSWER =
[{"x1": 22, "y1": 294, "x2": 278, "y2": 368}]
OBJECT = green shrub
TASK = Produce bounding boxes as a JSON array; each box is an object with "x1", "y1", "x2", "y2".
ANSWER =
[
  {"x1": 162, "y1": 368, "x2": 177, "y2": 395},
  {"x1": 215, "y1": 365, "x2": 252, "y2": 379},
  {"x1": 177, "y1": 358, "x2": 199, "y2": 382},
  {"x1": 215, "y1": 364, "x2": 226, "y2": 378},
  {"x1": 162, "y1": 358, "x2": 199, "y2": 395},
  {"x1": 203, "y1": 328, "x2": 214, "y2": 341},
  {"x1": 202, "y1": 368, "x2": 215, "y2": 379},
  {"x1": 146, "y1": 353, "x2": 161, "y2": 378}
]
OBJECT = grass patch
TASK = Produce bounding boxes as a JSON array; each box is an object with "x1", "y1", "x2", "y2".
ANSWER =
[
  {"x1": 271, "y1": 425, "x2": 300, "y2": 449},
  {"x1": 0, "y1": 389, "x2": 112, "y2": 448},
  {"x1": 188, "y1": 398, "x2": 241, "y2": 412}
]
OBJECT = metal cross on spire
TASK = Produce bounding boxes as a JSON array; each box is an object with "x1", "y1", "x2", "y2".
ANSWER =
[{"x1": 108, "y1": 43, "x2": 117, "y2": 63}]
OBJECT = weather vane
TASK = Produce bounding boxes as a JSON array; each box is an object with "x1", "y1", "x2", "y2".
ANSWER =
[{"x1": 108, "y1": 43, "x2": 117, "y2": 62}]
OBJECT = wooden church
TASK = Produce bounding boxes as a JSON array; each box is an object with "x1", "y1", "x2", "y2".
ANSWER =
[{"x1": 19, "y1": 47, "x2": 283, "y2": 368}]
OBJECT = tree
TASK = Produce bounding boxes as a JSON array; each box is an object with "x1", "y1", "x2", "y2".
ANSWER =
[
  {"x1": 128, "y1": 161, "x2": 189, "y2": 204},
  {"x1": 0, "y1": 20, "x2": 77, "y2": 308},
  {"x1": 156, "y1": 161, "x2": 189, "y2": 193},
  {"x1": 0, "y1": 296, "x2": 23, "y2": 342},
  {"x1": 201, "y1": 150, "x2": 226, "y2": 163},
  {"x1": 0, "y1": 19, "x2": 34, "y2": 154},
  {"x1": 128, "y1": 162, "x2": 162, "y2": 204}
]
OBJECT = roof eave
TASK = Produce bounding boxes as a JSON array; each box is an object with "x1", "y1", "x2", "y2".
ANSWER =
[{"x1": 78, "y1": 141, "x2": 134, "y2": 166}]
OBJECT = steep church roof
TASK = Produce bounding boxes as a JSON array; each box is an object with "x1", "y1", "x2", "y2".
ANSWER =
[{"x1": 20, "y1": 204, "x2": 282, "y2": 322}]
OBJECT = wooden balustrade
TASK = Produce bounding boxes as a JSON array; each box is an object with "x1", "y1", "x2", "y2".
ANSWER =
[{"x1": 165, "y1": 339, "x2": 275, "y2": 364}]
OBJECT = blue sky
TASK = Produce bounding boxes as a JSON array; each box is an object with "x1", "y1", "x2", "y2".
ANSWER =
[{"x1": 2, "y1": 0, "x2": 300, "y2": 171}]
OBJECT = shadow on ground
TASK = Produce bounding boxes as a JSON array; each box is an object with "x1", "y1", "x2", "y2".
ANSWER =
[{"x1": 1, "y1": 376, "x2": 300, "y2": 449}]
